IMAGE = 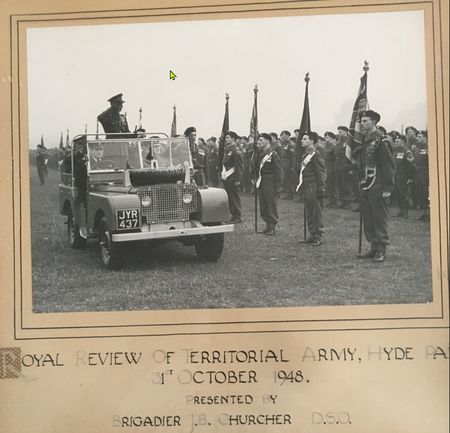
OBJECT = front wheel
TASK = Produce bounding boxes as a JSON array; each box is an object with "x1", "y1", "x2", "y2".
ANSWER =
[
  {"x1": 98, "y1": 218, "x2": 122, "y2": 270},
  {"x1": 67, "y1": 210, "x2": 86, "y2": 249},
  {"x1": 194, "y1": 232, "x2": 224, "y2": 262}
]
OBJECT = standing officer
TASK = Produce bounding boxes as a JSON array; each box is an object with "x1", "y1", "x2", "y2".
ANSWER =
[
  {"x1": 206, "y1": 137, "x2": 219, "y2": 187},
  {"x1": 414, "y1": 130, "x2": 430, "y2": 222},
  {"x1": 357, "y1": 110, "x2": 396, "y2": 262},
  {"x1": 405, "y1": 126, "x2": 419, "y2": 151},
  {"x1": 36, "y1": 143, "x2": 48, "y2": 185},
  {"x1": 184, "y1": 126, "x2": 208, "y2": 186},
  {"x1": 280, "y1": 130, "x2": 295, "y2": 200},
  {"x1": 335, "y1": 126, "x2": 352, "y2": 209},
  {"x1": 250, "y1": 133, "x2": 284, "y2": 235},
  {"x1": 393, "y1": 135, "x2": 415, "y2": 218},
  {"x1": 323, "y1": 131, "x2": 338, "y2": 207},
  {"x1": 240, "y1": 136, "x2": 253, "y2": 194},
  {"x1": 222, "y1": 131, "x2": 243, "y2": 223},
  {"x1": 97, "y1": 93, "x2": 131, "y2": 137},
  {"x1": 296, "y1": 132, "x2": 326, "y2": 245}
]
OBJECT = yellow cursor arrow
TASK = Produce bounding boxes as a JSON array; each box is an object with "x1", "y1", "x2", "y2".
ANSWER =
[{"x1": 169, "y1": 70, "x2": 177, "y2": 80}]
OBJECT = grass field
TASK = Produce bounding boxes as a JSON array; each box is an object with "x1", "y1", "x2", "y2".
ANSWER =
[{"x1": 30, "y1": 168, "x2": 433, "y2": 313}]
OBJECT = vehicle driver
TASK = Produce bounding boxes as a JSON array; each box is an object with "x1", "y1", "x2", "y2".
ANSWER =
[{"x1": 89, "y1": 143, "x2": 105, "y2": 169}]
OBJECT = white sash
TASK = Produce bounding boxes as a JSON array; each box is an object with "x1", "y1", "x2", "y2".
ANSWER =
[
  {"x1": 296, "y1": 152, "x2": 315, "y2": 191},
  {"x1": 221, "y1": 166, "x2": 235, "y2": 180},
  {"x1": 256, "y1": 152, "x2": 273, "y2": 189}
]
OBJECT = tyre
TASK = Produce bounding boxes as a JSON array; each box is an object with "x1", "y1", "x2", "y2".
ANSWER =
[
  {"x1": 98, "y1": 217, "x2": 123, "y2": 270},
  {"x1": 194, "y1": 232, "x2": 224, "y2": 262},
  {"x1": 67, "y1": 210, "x2": 86, "y2": 249}
]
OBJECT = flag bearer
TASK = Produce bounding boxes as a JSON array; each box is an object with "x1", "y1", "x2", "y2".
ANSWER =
[{"x1": 358, "y1": 110, "x2": 396, "y2": 263}]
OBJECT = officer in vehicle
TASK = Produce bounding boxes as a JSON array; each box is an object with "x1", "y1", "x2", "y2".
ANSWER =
[{"x1": 97, "y1": 93, "x2": 131, "y2": 137}]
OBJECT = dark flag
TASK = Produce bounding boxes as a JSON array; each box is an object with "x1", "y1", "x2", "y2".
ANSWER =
[
  {"x1": 295, "y1": 73, "x2": 311, "y2": 169},
  {"x1": 40, "y1": 134, "x2": 44, "y2": 147},
  {"x1": 59, "y1": 131, "x2": 64, "y2": 149},
  {"x1": 249, "y1": 84, "x2": 258, "y2": 146},
  {"x1": 218, "y1": 93, "x2": 230, "y2": 172},
  {"x1": 170, "y1": 105, "x2": 177, "y2": 137},
  {"x1": 346, "y1": 61, "x2": 370, "y2": 161},
  {"x1": 348, "y1": 61, "x2": 370, "y2": 255},
  {"x1": 66, "y1": 129, "x2": 70, "y2": 148},
  {"x1": 250, "y1": 85, "x2": 259, "y2": 232}
]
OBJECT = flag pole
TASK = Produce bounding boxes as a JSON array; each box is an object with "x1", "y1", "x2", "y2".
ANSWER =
[
  {"x1": 358, "y1": 60, "x2": 369, "y2": 254},
  {"x1": 218, "y1": 93, "x2": 230, "y2": 177},
  {"x1": 252, "y1": 85, "x2": 259, "y2": 233}
]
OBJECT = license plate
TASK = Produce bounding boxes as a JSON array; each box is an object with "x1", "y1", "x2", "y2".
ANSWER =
[{"x1": 117, "y1": 209, "x2": 140, "y2": 230}]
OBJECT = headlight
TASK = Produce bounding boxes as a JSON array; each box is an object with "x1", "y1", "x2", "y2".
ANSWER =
[
  {"x1": 183, "y1": 193, "x2": 193, "y2": 204},
  {"x1": 141, "y1": 198, "x2": 151, "y2": 207}
]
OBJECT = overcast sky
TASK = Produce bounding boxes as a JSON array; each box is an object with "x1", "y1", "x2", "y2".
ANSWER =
[{"x1": 27, "y1": 10, "x2": 427, "y2": 148}]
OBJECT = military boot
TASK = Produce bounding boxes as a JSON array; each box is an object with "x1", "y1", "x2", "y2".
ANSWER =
[{"x1": 357, "y1": 243, "x2": 377, "y2": 259}]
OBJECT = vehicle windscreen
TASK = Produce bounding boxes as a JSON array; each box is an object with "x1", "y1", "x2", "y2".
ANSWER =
[
  {"x1": 87, "y1": 138, "x2": 191, "y2": 171},
  {"x1": 141, "y1": 138, "x2": 192, "y2": 169},
  {"x1": 88, "y1": 140, "x2": 140, "y2": 171}
]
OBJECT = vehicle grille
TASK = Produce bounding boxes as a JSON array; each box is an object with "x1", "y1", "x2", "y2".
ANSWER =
[{"x1": 137, "y1": 183, "x2": 198, "y2": 223}]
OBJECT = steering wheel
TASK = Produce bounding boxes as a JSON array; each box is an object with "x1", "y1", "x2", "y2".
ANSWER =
[{"x1": 92, "y1": 159, "x2": 116, "y2": 170}]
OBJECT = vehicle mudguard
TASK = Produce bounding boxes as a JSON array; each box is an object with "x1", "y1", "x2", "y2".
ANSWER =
[
  {"x1": 88, "y1": 193, "x2": 141, "y2": 232},
  {"x1": 195, "y1": 187, "x2": 230, "y2": 223}
]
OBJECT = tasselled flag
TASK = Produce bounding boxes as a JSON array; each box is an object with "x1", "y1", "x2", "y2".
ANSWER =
[
  {"x1": 218, "y1": 93, "x2": 230, "y2": 172},
  {"x1": 346, "y1": 61, "x2": 370, "y2": 161}
]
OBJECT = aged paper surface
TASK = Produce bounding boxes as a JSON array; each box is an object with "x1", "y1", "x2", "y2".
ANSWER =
[{"x1": 0, "y1": 0, "x2": 448, "y2": 432}]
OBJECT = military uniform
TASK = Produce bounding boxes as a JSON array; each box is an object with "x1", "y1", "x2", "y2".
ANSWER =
[
  {"x1": 322, "y1": 142, "x2": 337, "y2": 206},
  {"x1": 335, "y1": 136, "x2": 352, "y2": 208},
  {"x1": 97, "y1": 107, "x2": 130, "y2": 136},
  {"x1": 222, "y1": 144, "x2": 243, "y2": 222},
  {"x1": 250, "y1": 148, "x2": 284, "y2": 232},
  {"x1": 413, "y1": 142, "x2": 429, "y2": 219},
  {"x1": 359, "y1": 129, "x2": 396, "y2": 256},
  {"x1": 36, "y1": 145, "x2": 48, "y2": 185},
  {"x1": 191, "y1": 143, "x2": 208, "y2": 186},
  {"x1": 394, "y1": 145, "x2": 415, "y2": 217},
  {"x1": 206, "y1": 145, "x2": 219, "y2": 187},
  {"x1": 280, "y1": 140, "x2": 295, "y2": 199},
  {"x1": 241, "y1": 143, "x2": 254, "y2": 194},
  {"x1": 296, "y1": 150, "x2": 327, "y2": 243}
]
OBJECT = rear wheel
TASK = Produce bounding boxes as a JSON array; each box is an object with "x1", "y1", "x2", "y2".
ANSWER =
[
  {"x1": 67, "y1": 210, "x2": 86, "y2": 249},
  {"x1": 194, "y1": 232, "x2": 224, "y2": 262},
  {"x1": 98, "y1": 218, "x2": 122, "y2": 270}
]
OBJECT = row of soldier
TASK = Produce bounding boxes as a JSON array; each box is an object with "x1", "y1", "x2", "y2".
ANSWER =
[{"x1": 188, "y1": 124, "x2": 430, "y2": 222}]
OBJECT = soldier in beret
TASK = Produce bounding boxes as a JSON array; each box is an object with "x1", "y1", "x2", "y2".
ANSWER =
[
  {"x1": 405, "y1": 126, "x2": 419, "y2": 151},
  {"x1": 357, "y1": 110, "x2": 396, "y2": 262},
  {"x1": 414, "y1": 130, "x2": 430, "y2": 222},
  {"x1": 250, "y1": 133, "x2": 284, "y2": 235},
  {"x1": 335, "y1": 125, "x2": 353, "y2": 209},
  {"x1": 97, "y1": 93, "x2": 131, "y2": 138},
  {"x1": 222, "y1": 131, "x2": 243, "y2": 223},
  {"x1": 393, "y1": 135, "x2": 415, "y2": 218},
  {"x1": 36, "y1": 143, "x2": 48, "y2": 185},
  {"x1": 279, "y1": 130, "x2": 295, "y2": 200},
  {"x1": 184, "y1": 126, "x2": 208, "y2": 187},
  {"x1": 323, "y1": 131, "x2": 338, "y2": 207},
  {"x1": 296, "y1": 132, "x2": 326, "y2": 246}
]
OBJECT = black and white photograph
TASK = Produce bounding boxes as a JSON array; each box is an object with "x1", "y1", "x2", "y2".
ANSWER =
[{"x1": 27, "y1": 10, "x2": 434, "y2": 313}]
